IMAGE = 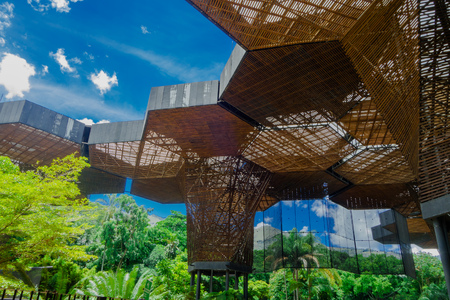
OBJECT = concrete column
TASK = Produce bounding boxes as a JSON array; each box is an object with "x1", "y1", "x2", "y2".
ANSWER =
[{"x1": 433, "y1": 217, "x2": 450, "y2": 297}]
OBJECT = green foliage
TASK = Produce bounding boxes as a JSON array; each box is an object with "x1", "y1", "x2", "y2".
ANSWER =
[
  {"x1": 248, "y1": 280, "x2": 269, "y2": 300},
  {"x1": 0, "y1": 275, "x2": 33, "y2": 291},
  {"x1": 149, "y1": 251, "x2": 193, "y2": 299},
  {"x1": 84, "y1": 194, "x2": 153, "y2": 271},
  {"x1": 39, "y1": 257, "x2": 89, "y2": 294},
  {"x1": 0, "y1": 154, "x2": 93, "y2": 286},
  {"x1": 74, "y1": 265, "x2": 152, "y2": 300},
  {"x1": 268, "y1": 269, "x2": 292, "y2": 300},
  {"x1": 415, "y1": 252, "x2": 445, "y2": 289},
  {"x1": 202, "y1": 289, "x2": 244, "y2": 299},
  {"x1": 148, "y1": 211, "x2": 187, "y2": 253},
  {"x1": 145, "y1": 245, "x2": 166, "y2": 269}
]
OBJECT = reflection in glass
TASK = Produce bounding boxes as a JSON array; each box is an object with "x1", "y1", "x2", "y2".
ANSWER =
[{"x1": 253, "y1": 198, "x2": 413, "y2": 276}]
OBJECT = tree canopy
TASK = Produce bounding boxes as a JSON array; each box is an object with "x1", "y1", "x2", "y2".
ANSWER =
[{"x1": 0, "y1": 154, "x2": 93, "y2": 285}]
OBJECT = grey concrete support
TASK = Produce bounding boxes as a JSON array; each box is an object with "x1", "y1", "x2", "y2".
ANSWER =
[
  {"x1": 433, "y1": 217, "x2": 450, "y2": 297},
  {"x1": 196, "y1": 270, "x2": 201, "y2": 300}
]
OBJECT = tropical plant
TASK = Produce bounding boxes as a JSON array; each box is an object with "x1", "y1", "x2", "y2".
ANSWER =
[{"x1": 74, "y1": 265, "x2": 153, "y2": 300}]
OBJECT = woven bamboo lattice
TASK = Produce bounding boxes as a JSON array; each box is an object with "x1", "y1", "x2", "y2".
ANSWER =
[
  {"x1": 342, "y1": 0, "x2": 420, "y2": 175},
  {"x1": 268, "y1": 171, "x2": 347, "y2": 200},
  {"x1": 145, "y1": 106, "x2": 256, "y2": 157},
  {"x1": 89, "y1": 135, "x2": 184, "y2": 180},
  {"x1": 183, "y1": 156, "x2": 272, "y2": 266},
  {"x1": 243, "y1": 125, "x2": 354, "y2": 172},
  {"x1": 418, "y1": 0, "x2": 450, "y2": 203},
  {"x1": 339, "y1": 99, "x2": 395, "y2": 146},
  {"x1": 220, "y1": 41, "x2": 363, "y2": 126},
  {"x1": 334, "y1": 147, "x2": 416, "y2": 185},
  {"x1": 332, "y1": 183, "x2": 418, "y2": 210},
  {"x1": 0, "y1": 123, "x2": 81, "y2": 166},
  {"x1": 187, "y1": 0, "x2": 373, "y2": 50}
]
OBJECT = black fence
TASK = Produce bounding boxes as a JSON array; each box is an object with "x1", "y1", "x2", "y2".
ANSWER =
[{"x1": 0, "y1": 289, "x2": 132, "y2": 300}]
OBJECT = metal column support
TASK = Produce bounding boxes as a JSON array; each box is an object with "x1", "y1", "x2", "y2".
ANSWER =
[
  {"x1": 196, "y1": 270, "x2": 201, "y2": 300},
  {"x1": 190, "y1": 272, "x2": 195, "y2": 287},
  {"x1": 243, "y1": 273, "x2": 249, "y2": 300},
  {"x1": 234, "y1": 271, "x2": 239, "y2": 290},
  {"x1": 209, "y1": 270, "x2": 213, "y2": 293},
  {"x1": 433, "y1": 217, "x2": 450, "y2": 297},
  {"x1": 225, "y1": 270, "x2": 230, "y2": 291}
]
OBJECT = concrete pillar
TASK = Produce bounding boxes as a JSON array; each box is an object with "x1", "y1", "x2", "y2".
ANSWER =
[{"x1": 433, "y1": 217, "x2": 450, "y2": 297}]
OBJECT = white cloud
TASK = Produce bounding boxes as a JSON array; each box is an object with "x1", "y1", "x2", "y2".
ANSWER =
[
  {"x1": 311, "y1": 200, "x2": 327, "y2": 217},
  {"x1": 28, "y1": 0, "x2": 82, "y2": 13},
  {"x1": 255, "y1": 222, "x2": 265, "y2": 229},
  {"x1": 84, "y1": 52, "x2": 94, "y2": 60},
  {"x1": 412, "y1": 245, "x2": 439, "y2": 256},
  {"x1": 42, "y1": 65, "x2": 48, "y2": 75},
  {"x1": 77, "y1": 118, "x2": 110, "y2": 126},
  {"x1": 89, "y1": 70, "x2": 118, "y2": 95},
  {"x1": 284, "y1": 201, "x2": 293, "y2": 207},
  {"x1": 71, "y1": 57, "x2": 82, "y2": 64},
  {"x1": 0, "y1": 53, "x2": 36, "y2": 98},
  {"x1": 264, "y1": 216, "x2": 273, "y2": 224},
  {"x1": 141, "y1": 25, "x2": 149, "y2": 34},
  {"x1": 0, "y1": 3, "x2": 13, "y2": 32},
  {"x1": 299, "y1": 226, "x2": 309, "y2": 236},
  {"x1": 24, "y1": 81, "x2": 143, "y2": 121},
  {"x1": 50, "y1": 48, "x2": 76, "y2": 73},
  {"x1": 96, "y1": 37, "x2": 224, "y2": 83},
  {"x1": 0, "y1": 38, "x2": 5, "y2": 47}
]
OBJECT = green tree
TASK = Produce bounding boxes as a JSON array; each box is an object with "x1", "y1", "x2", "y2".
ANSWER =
[
  {"x1": 149, "y1": 251, "x2": 194, "y2": 299},
  {"x1": 85, "y1": 194, "x2": 154, "y2": 271},
  {"x1": 0, "y1": 154, "x2": 93, "y2": 287}
]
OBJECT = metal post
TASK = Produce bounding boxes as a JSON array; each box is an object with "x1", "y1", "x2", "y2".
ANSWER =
[
  {"x1": 234, "y1": 272, "x2": 239, "y2": 290},
  {"x1": 190, "y1": 272, "x2": 195, "y2": 287},
  {"x1": 209, "y1": 270, "x2": 213, "y2": 293},
  {"x1": 433, "y1": 217, "x2": 450, "y2": 298},
  {"x1": 196, "y1": 270, "x2": 201, "y2": 300},
  {"x1": 243, "y1": 273, "x2": 249, "y2": 300},
  {"x1": 225, "y1": 270, "x2": 230, "y2": 291}
]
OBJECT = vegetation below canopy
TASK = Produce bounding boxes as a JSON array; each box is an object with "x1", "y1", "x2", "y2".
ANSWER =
[{"x1": 0, "y1": 154, "x2": 448, "y2": 299}]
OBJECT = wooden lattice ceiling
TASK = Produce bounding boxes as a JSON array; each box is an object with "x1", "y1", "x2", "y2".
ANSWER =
[
  {"x1": 0, "y1": 123, "x2": 81, "y2": 166},
  {"x1": 187, "y1": 0, "x2": 374, "y2": 50}
]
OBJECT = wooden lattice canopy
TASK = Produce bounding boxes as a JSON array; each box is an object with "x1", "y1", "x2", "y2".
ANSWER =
[{"x1": 0, "y1": 0, "x2": 447, "y2": 266}]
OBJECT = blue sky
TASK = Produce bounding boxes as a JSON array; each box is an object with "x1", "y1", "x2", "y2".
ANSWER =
[
  {"x1": 0, "y1": 0, "x2": 235, "y2": 217},
  {"x1": 0, "y1": 0, "x2": 235, "y2": 123}
]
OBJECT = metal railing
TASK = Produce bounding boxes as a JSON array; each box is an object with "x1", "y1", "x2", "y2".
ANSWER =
[{"x1": 0, "y1": 289, "x2": 132, "y2": 300}]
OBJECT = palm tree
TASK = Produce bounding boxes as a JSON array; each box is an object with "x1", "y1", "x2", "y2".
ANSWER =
[{"x1": 266, "y1": 229, "x2": 322, "y2": 300}]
